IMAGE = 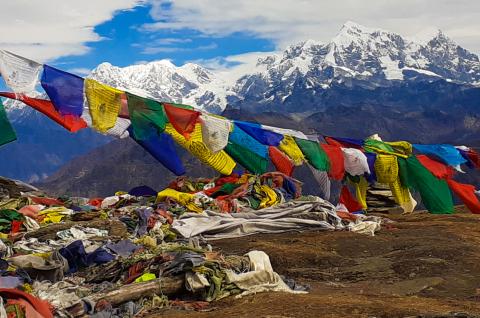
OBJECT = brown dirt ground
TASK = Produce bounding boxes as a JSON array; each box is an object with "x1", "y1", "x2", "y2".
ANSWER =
[{"x1": 154, "y1": 209, "x2": 480, "y2": 318}]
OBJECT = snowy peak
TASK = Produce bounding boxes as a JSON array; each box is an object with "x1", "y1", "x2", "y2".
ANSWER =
[
  {"x1": 2, "y1": 91, "x2": 46, "y2": 118},
  {"x1": 232, "y1": 21, "x2": 480, "y2": 112},
  {"x1": 241, "y1": 21, "x2": 479, "y2": 91},
  {"x1": 90, "y1": 60, "x2": 231, "y2": 113},
  {"x1": 341, "y1": 21, "x2": 378, "y2": 33},
  {"x1": 333, "y1": 21, "x2": 403, "y2": 47},
  {"x1": 410, "y1": 27, "x2": 444, "y2": 45}
]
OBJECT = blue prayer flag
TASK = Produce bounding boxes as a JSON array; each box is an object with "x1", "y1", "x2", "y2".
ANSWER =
[
  {"x1": 235, "y1": 121, "x2": 284, "y2": 146},
  {"x1": 41, "y1": 65, "x2": 84, "y2": 117},
  {"x1": 129, "y1": 127, "x2": 186, "y2": 176}
]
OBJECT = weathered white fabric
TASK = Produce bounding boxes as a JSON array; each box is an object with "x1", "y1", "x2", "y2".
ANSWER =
[
  {"x1": 308, "y1": 163, "x2": 331, "y2": 200},
  {"x1": 172, "y1": 199, "x2": 344, "y2": 240},
  {"x1": 225, "y1": 250, "x2": 306, "y2": 297},
  {"x1": 401, "y1": 191, "x2": 417, "y2": 214},
  {"x1": 200, "y1": 113, "x2": 231, "y2": 153},
  {"x1": 0, "y1": 297, "x2": 7, "y2": 318},
  {"x1": 349, "y1": 221, "x2": 381, "y2": 236},
  {"x1": 0, "y1": 50, "x2": 42, "y2": 93},
  {"x1": 348, "y1": 214, "x2": 385, "y2": 236},
  {"x1": 0, "y1": 240, "x2": 9, "y2": 258},
  {"x1": 23, "y1": 216, "x2": 40, "y2": 231},
  {"x1": 33, "y1": 280, "x2": 85, "y2": 309},
  {"x1": 81, "y1": 111, "x2": 130, "y2": 138},
  {"x1": 185, "y1": 272, "x2": 210, "y2": 292},
  {"x1": 366, "y1": 133, "x2": 382, "y2": 141},
  {"x1": 56, "y1": 226, "x2": 108, "y2": 241},
  {"x1": 456, "y1": 145, "x2": 469, "y2": 151},
  {"x1": 101, "y1": 196, "x2": 120, "y2": 209},
  {"x1": 261, "y1": 124, "x2": 308, "y2": 140},
  {"x1": 13, "y1": 238, "x2": 61, "y2": 253},
  {"x1": 342, "y1": 148, "x2": 371, "y2": 176}
]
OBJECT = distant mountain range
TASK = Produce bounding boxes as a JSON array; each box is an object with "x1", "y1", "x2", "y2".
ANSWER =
[{"x1": 1, "y1": 21, "x2": 480, "y2": 193}]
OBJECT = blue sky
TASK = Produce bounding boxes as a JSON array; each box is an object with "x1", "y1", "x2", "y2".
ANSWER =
[
  {"x1": 52, "y1": 5, "x2": 275, "y2": 73},
  {"x1": 0, "y1": 0, "x2": 479, "y2": 92}
]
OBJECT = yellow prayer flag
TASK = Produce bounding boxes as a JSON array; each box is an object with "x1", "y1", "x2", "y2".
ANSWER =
[
  {"x1": 85, "y1": 79, "x2": 123, "y2": 133},
  {"x1": 165, "y1": 123, "x2": 236, "y2": 175},
  {"x1": 389, "y1": 178, "x2": 417, "y2": 213},
  {"x1": 374, "y1": 154, "x2": 398, "y2": 184},
  {"x1": 279, "y1": 135, "x2": 305, "y2": 166},
  {"x1": 354, "y1": 176, "x2": 368, "y2": 210}
]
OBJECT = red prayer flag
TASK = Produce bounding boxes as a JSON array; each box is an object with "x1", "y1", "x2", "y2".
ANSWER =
[
  {"x1": 466, "y1": 149, "x2": 480, "y2": 168},
  {"x1": 30, "y1": 196, "x2": 64, "y2": 206},
  {"x1": 163, "y1": 103, "x2": 200, "y2": 138},
  {"x1": 446, "y1": 179, "x2": 480, "y2": 214},
  {"x1": 268, "y1": 146, "x2": 294, "y2": 176},
  {"x1": 339, "y1": 185, "x2": 364, "y2": 212},
  {"x1": 416, "y1": 155, "x2": 454, "y2": 179},
  {"x1": 118, "y1": 93, "x2": 130, "y2": 119},
  {"x1": 325, "y1": 136, "x2": 363, "y2": 149},
  {"x1": 0, "y1": 92, "x2": 87, "y2": 132},
  {"x1": 320, "y1": 143, "x2": 345, "y2": 180}
]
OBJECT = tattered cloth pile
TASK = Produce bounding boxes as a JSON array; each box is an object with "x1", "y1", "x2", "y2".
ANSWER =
[{"x1": 0, "y1": 174, "x2": 384, "y2": 317}]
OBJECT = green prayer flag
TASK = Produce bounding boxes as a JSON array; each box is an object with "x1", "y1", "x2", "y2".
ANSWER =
[
  {"x1": 364, "y1": 139, "x2": 394, "y2": 153},
  {"x1": 0, "y1": 100, "x2": 16, "y2": 146},
  {"x1": 126, "y1": 93, "x2": 168, "y2": 140},
  {"x1": 294, "y1": 137, "x2": 330, "y2": 171},
  {"x1": 224, "y1": 141, "x2": 268, "y2": 175},
  {"x1": 397, "y1": 158, "x2": 411, "y2": 188},
  {"x1": 405, "y1": 156, "x2": 453, "y2": 214}
]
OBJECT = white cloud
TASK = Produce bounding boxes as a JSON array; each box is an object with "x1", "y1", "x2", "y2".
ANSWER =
[
  {"x1": 67, "y1": 67, "x2": 92, "y2": 76},
  {"x1": 145, "y1": 0, "x2": 480, "y2": 54},
  {"x1": 190, "y1": 51, "x2": 278, "y2": 85},
  {"x1": 141, "y1": 42, "x2": 217, "y2": 54},
  {"x1": 151, "y1": 38, "x2": 193, "y2": 45},
  {"x1": 0, "y1": 0, "x2": 144, "y2": 62}
]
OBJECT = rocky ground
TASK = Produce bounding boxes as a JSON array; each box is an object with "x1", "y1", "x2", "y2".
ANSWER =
[{"x1": 155, "y1": 209, "x2": 480, "y2": 318}]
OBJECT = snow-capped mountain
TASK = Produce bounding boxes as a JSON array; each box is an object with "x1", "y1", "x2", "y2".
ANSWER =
[
  {"x1": 2, "y1": 92, "x2": 46, "y2": 122},
  {"x1": 82, "y1": 21, "x2": 480, "y2": 114},
  {"x1": 233, "y1": 21, "x2": 480, "y2": 112},
  {"x1": 90, "y1": 60, "x2": 232, "y2": 113}
]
